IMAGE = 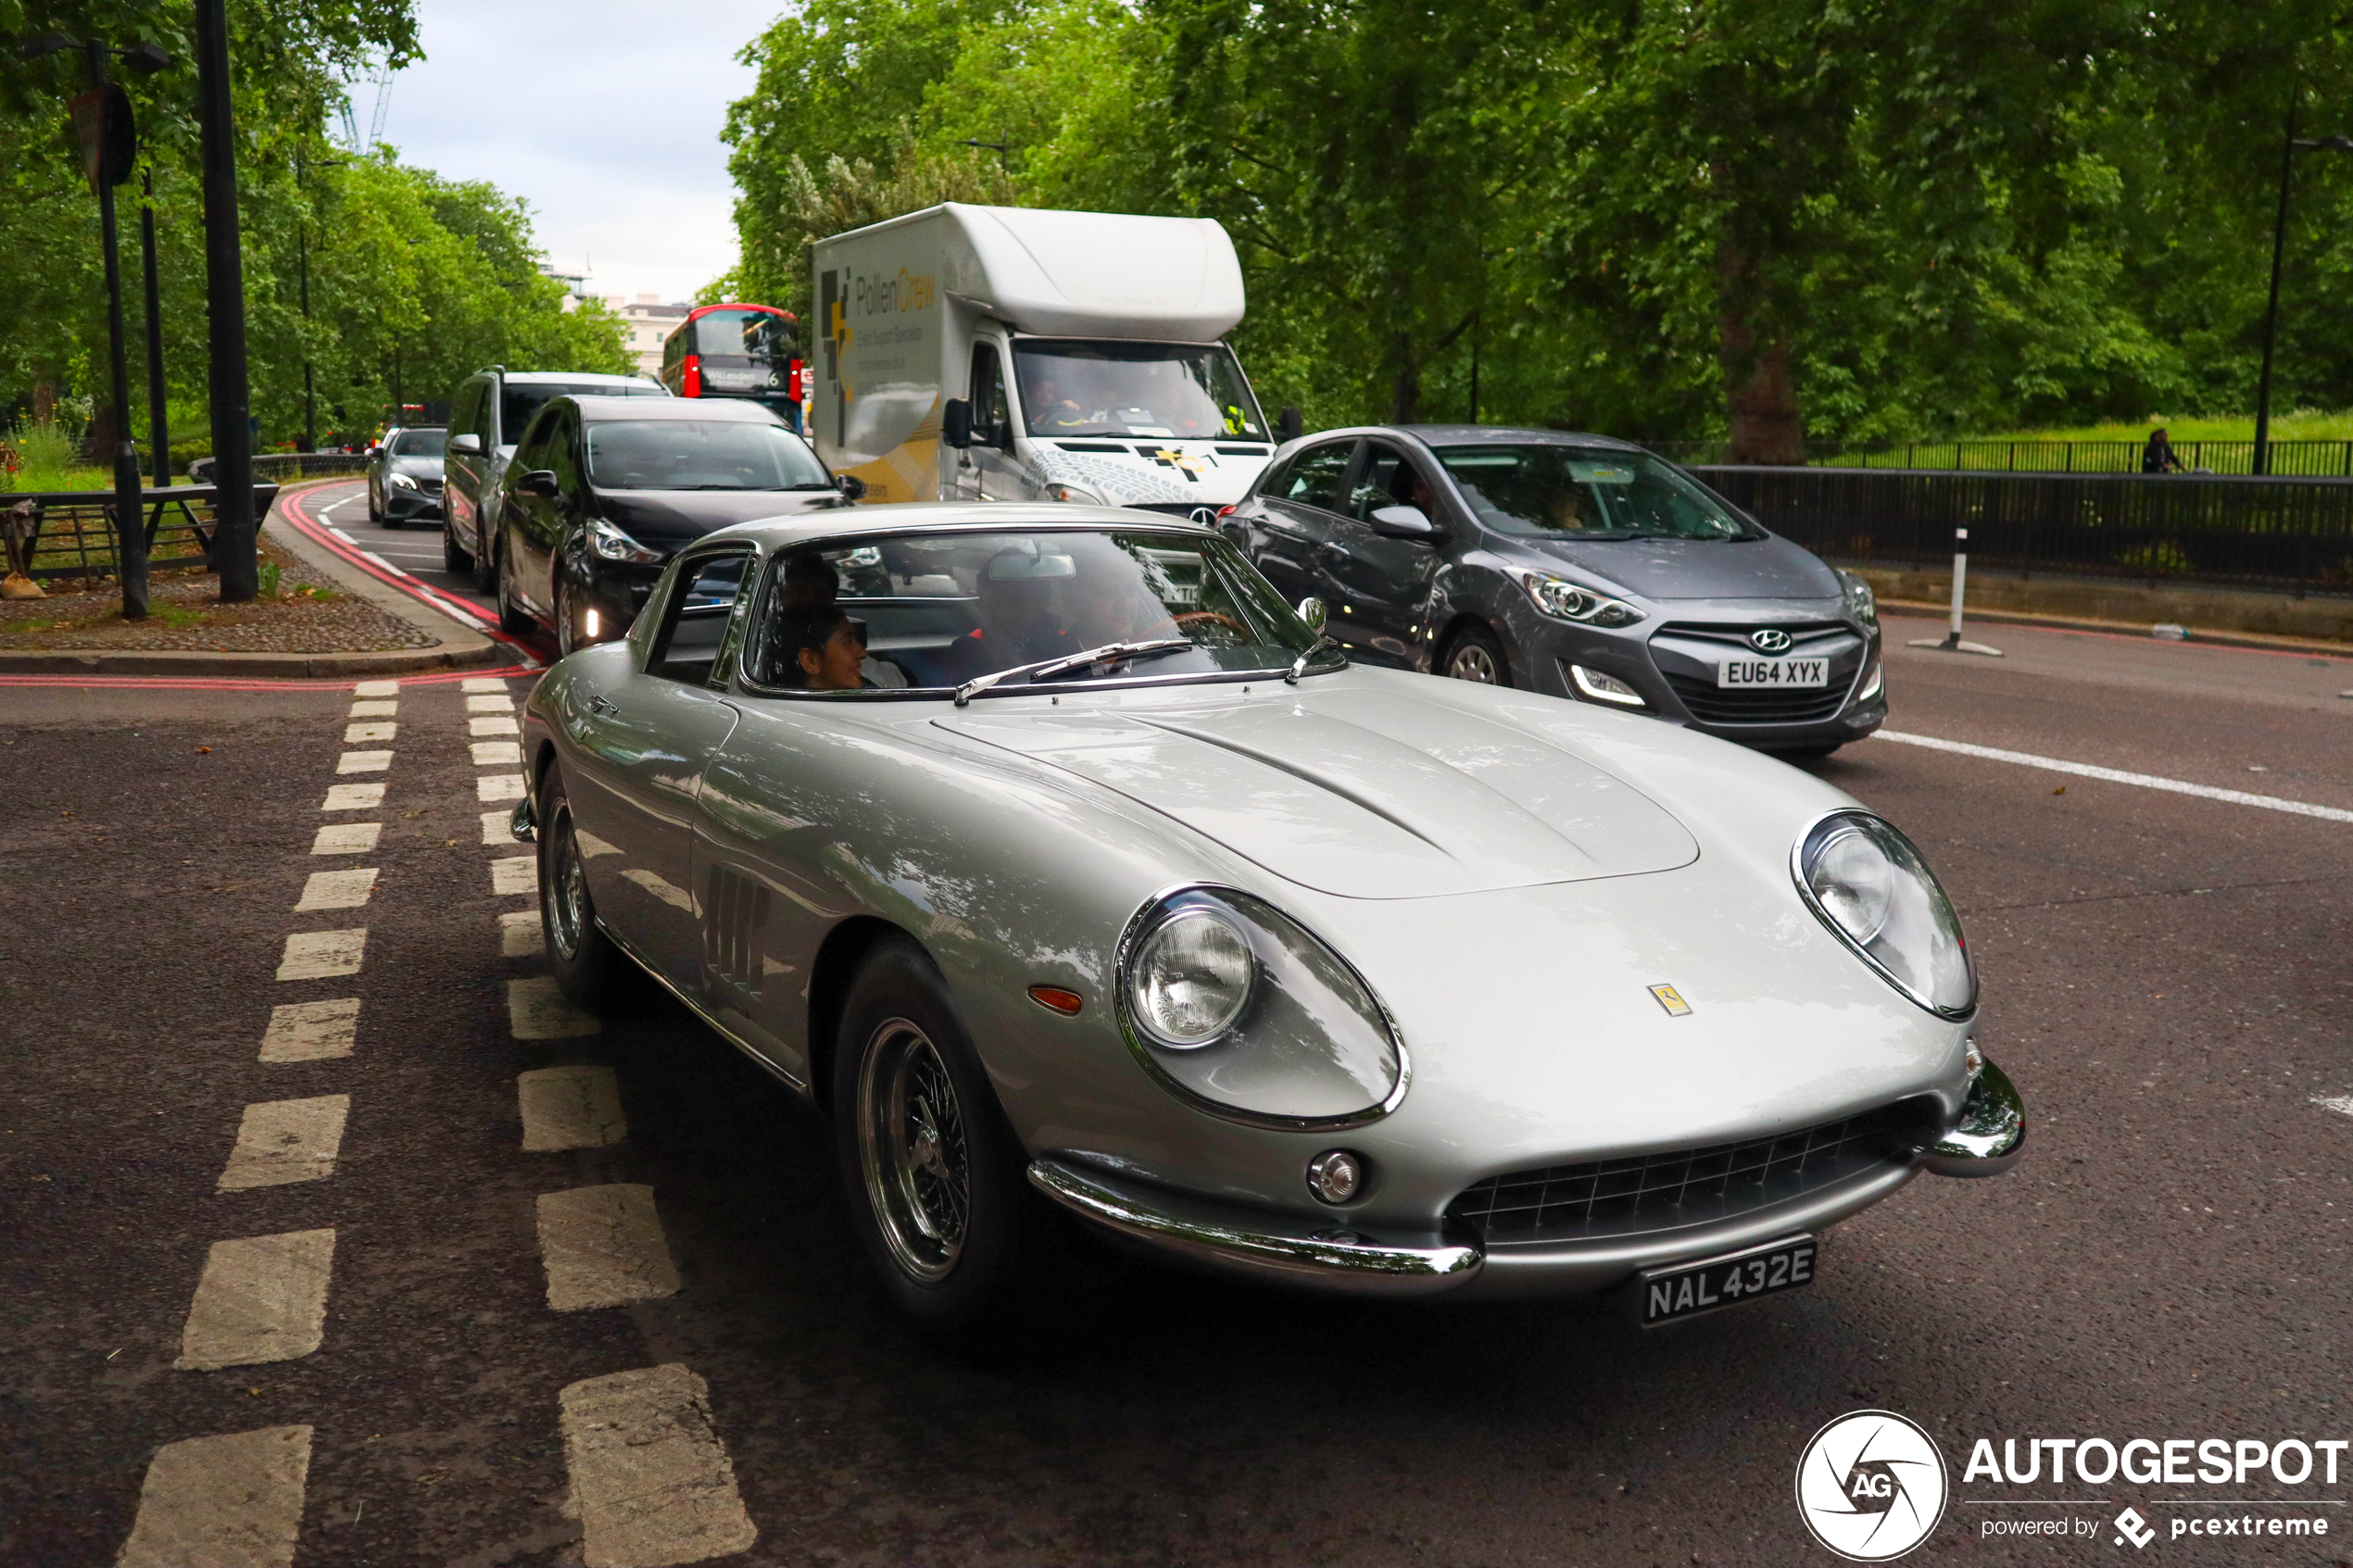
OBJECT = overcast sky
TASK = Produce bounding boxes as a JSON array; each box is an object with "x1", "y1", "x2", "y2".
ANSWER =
[{"x1": 375, "y1": 0, "x2": 779, "y2": 306}]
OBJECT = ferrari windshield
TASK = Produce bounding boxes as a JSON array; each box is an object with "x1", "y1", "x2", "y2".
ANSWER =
[
  {"x1": 1431, "y1": 445, "x2": 1760, "y2": 541},
  {"x1": 1013, "y1": 341, "x2": 1268, "y2": 441},
  {"x1": 742, "y1": 529, "x2": 1336, "y2": 694}
]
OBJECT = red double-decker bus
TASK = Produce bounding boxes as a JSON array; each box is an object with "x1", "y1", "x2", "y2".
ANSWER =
[{"x1": 661, "y1": 302, "x2": 804, "y2": 431}]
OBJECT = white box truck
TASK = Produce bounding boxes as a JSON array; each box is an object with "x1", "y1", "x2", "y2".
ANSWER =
[{"x1": 810, "y1": 203, "x2": 1293, "y2": 519}]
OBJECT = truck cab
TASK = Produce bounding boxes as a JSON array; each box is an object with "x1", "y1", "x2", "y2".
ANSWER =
[{"x1": 812, "y1": 204, "x2": 1293, "y2": 516}]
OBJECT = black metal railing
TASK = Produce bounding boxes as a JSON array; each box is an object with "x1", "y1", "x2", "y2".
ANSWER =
[
  {"x1": 184, "y1": 452, "x2": 369, "y2": 483},
  {"x1": 1, "y1": 484, "x2": 282, "y2": 582},
  {"x1": 1689, "y1": 465, "x2": 2353, "y2": 595},
  {"x1": 1654, "y1": 438, "x2": 2353, "y2": 477}
]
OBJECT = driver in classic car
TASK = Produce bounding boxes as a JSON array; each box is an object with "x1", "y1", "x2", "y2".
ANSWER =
[{"x1": 944, "y1": 546, "x2": 1084, "y2": 681}]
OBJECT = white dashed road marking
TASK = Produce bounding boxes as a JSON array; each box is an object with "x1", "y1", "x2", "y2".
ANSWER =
[
  {"x1": 2315, "y1": 1095, "x2": 2353, "y2": 1117},
  {"x1": 536, "y1": 1185, "x2": 682, "y2": 1311},
  {"x1": 481, "y1": 808, "x2": 522, "y2": 845},
  {"x1": 478, "y1": 772, "x2": 526, "y2": 803},
  {"x1": 1876, "y1": 731, "x2": 2353, "y2": 824},
  {"x1": 294, "y1": 868, "x2": 377, "y2": 911},
  {"x1": 470, "y1": 715, "x2": 520, "y2": 736},
  {"x1": 461, "y1": 677, "x2": 510, "y2": 693},
  {"x1": 259, "y1": 999, "x2": 360, "y2": 1062},
  {"x1": 116, "y1": 1424, "x2": 313, "y2": 1568},
  {"x1": 559, "y1": 1363, "x2": 758, "y2": 1568},
  {"x1": 320, "y1": 783, "x2": 384, "y2": 811},
  {"x1": 467, "y1": 694, "x2": 514, "y2": 713},
  {"x1": 351, "y1": 680, "x2": 400, "y2": 697},
  {"x1": 346, "y1": 699, "x2": 396, "y2": 720},
  {"x1": 519, "y1": 1066, "x2": 627, "y2": 1152},
  {"x1": 491, "y1": 856, "x2": 537, "y2": 896},
  {"x1": 276, "y1": 929, "x2": 366, "y2": 982},
  {"x1": 343, "y1": 721, "x2": 396, "y2": 743},
  {"x1": 472, "y1": 739, "x2": 524, "y2": 767},
  {"x1": 309, "y1": 822, "x2": 380, "y2": 855},
  {"x1": 216, "y1": 1097, "x2": 351, "y2": 1190},
  {"x1": 335, "y1": 750, "x2": 392, "y2": 775},
  {"x1": 175, "y1": 1229, "x2": 337, "y2": 1370},
  {"x1": 509, "y1": 975, "x2": 599, "y2": 1038},
  {"x1": 501, "y1": 909, "x2": 546, "y2": 956}
]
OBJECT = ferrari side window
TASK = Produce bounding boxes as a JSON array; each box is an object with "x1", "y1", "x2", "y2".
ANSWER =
[{"x1": 646, "y1": 550, "x2": 752, "y2": 684}]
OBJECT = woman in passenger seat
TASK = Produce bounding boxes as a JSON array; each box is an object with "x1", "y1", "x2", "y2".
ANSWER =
[{"x1": 779, "y1": 606, "x2": 872, "y2": 690}]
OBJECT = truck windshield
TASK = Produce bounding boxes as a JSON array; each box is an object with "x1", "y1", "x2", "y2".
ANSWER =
[
  {"x1": 743, "y1": 529, "x2": 1338, "y2": 694},
  {"x1": 586, "y1": 421, "x2": 832, "y2": 491},
  {"x1": 1013, "y1": 342, "x2": 1267, "y2": 442},
  {"x1": 1430, "y1": 445, "x2": 1762, "y2": 542}
]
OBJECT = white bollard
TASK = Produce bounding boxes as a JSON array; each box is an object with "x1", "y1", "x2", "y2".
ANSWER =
[{"x1": 1906, "y1": 524, "x2": 2004, "y2": 656}]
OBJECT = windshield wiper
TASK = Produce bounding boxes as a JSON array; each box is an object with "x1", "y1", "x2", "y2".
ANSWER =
[
  {"x1": 1283, "y1": 634, "x2": 1340, "y2": 684},
  {"x1": 953, "y1": 638, "x2": 1194, "y2": 706}
]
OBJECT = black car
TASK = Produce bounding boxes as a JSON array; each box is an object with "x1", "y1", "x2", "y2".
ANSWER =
[
  {"x1": 1224, "y1": 425, "x2": 1885, "y2": 756},
  {"x1": 366, "y1": 426, "x2": 447, "y2": 527},
  {"x1": 492, "y1": 395, "x2": 861, "y2": 653}
]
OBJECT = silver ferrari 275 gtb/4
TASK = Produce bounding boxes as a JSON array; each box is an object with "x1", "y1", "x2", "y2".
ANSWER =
[{"x1": 514, "y1": 503, "x2": 2023, "y2": 1335}]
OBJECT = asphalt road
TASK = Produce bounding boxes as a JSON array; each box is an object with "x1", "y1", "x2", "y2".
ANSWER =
[
  {"x1": 3, "y1": 610, "x2": 2348, "y2": 1567},
  {"x1": 308, "y1": 479, "x2": 498, "y2": 620}
]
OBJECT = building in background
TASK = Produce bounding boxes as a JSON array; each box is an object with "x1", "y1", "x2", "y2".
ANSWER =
[{"x1": 611, "y1": 295, "x2": 691, "y2": 376}]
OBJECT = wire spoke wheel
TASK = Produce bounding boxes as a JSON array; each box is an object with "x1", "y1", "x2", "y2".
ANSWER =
[
  {"x1": 857, "y1": 1018, "x2": 972, "y2": 1284},
  {"x1": 547, "y1": 801, "x2": 589, "y2": 961}
]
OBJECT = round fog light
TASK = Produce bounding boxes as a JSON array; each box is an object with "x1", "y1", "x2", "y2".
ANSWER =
[{"x1": 1306, "y1": 1149, "x2": 1364, "y2": 1205}]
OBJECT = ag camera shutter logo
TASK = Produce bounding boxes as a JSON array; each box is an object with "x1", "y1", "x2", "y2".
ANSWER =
[{"x1": 1794, "y1": 1410, "x2": 1949, "y2": 1561}]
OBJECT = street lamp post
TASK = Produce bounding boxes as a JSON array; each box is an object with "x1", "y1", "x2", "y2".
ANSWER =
[
  {"x1": 2251, "y1": 96, "x2": 2353, "y2": 477},
  {"x1": 140, "y1": 169, "x2": 170, "y2": 485},
  {"x1": 195, "y1": 0, "x2": 258, "y2": 601},
  {"x1": 291, "y1": 152, "x2": 345, "y2": 454}
]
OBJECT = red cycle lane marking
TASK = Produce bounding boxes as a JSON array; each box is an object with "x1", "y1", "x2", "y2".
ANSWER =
[{"x1": 277, "y1": 483, "x2": 528, "y2": 644}]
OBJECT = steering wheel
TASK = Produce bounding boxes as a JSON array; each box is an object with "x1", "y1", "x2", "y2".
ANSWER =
[{"x1": 1172, "y1": 610, "x2": 1249, "y2": 634}]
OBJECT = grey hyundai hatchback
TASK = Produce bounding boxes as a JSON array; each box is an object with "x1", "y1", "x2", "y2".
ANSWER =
[{"x1": 1224, "y1": 425, "x2": 1885, "y2": 756}]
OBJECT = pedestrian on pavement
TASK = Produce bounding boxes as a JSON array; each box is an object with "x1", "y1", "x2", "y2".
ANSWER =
[{"x1": 2142, "y1": 427, "x2": 2184, "y2": 474}]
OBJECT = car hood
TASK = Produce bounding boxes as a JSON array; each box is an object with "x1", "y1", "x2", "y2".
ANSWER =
[
  {"x1": 1513, "y1": 532, "x2": 1841, "y2": 601},
  {"x1": 593, "y1": 488, "x2": 844, "y2": 546},
  {"x1": 936, "y1": 681, "x2": 1698, "y2": 899},
  {"x1": 386, "y1": 456, "x2": 442, "y2": 479}
]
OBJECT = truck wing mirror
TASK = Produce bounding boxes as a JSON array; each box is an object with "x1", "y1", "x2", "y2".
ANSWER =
[
  {"x1": 448, "y1": 433, "x2": 482, "y2": 456},
  {"x1": 1277, "y1": 406, "x2": 1303, "y2": 442},
  {"x1": 943, "y1": 398, "x2": 972, "y2": 449},
  {"x1": 835, "y1": 473, "x2": 867, "y2": 501}
]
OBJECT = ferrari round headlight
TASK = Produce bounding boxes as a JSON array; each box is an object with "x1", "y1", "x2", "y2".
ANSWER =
[
  {"x1": 1795, "y1": 811, "x2": 1975, "y2": 1016},
  {"x1": 1116, "y1": 888, "x2": 1404, "y2": 1124},
  {"x1": 1126, "y1": 905, "x2": 1252, "y2": 1047}
]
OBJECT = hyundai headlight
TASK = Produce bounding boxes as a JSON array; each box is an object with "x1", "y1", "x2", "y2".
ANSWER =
[
  {"x1": 587, "y1": 515, "x2": 662, "y2": 565},
  {"x1": 1504, "y1": 567, "x2": 1643, "y2": 628},
  {"x1": 1117, "y1": 887, "x2": 1404, "y2": 1125},
  {"x1": 1836, "y1": 569, "x2": 1878, "y2": 630},
  {"x1": 1793, "y1": 811, "x2": 1975, "y2": 1016}
]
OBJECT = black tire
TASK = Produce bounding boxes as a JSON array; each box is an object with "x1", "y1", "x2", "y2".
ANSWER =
[
  {"x1": 474, "y1": 517, "x2": 500, "y2": 592},
  {"x1": 537, "y1": 765, "x2": 631, "y2": 1011},
  {"x1": 832, "y1": 940, "x2": 1035, "y2": 1338},
  {"x1": 366, "y1": 484, "x2": 384, "y2": 525},
  {"x1": 442, "y1": 522, "x2": 472, "y2": 575},
  {"x1": 1441, "y1": 622, "x2": 1512, "y2": 686},
  {"x1": 495, "y1": 538, "x2": 534, "y2": 636},
  {"x1": 556, "y1": 576, "x2": 585, "y2": 657}
]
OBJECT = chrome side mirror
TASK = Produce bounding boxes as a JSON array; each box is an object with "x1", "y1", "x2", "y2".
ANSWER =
[{"x1": 1295, "y1": 595, "x2": 1327, "y2": 633}]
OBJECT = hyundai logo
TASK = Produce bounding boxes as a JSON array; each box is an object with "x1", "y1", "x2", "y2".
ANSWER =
[{"x1": 1748, "y1": 628, "x2": 1794, "y2": 655}]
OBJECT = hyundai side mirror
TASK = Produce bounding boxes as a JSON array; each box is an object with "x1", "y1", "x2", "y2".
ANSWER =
[
  {"x1": 519, "y1": 470, "x2": 560, "y2": 498},
  {"x1": 835, "y1": 473, "x2": 867, "y2": 501},
  {"x1": 943, "y1": 398, "x2": 972, "y2": 449},
  {"x1": 1277, "y1": 406, "x2": 1303, "y2": 442},
  {"x1": 1295, "y1": 595, "x2": 1327, "y2": 633},
  {"x1": 1369, "y1": 504, "x2": 1440, "y2": 541},
  {"x1": 448, "y1": 433, "x2": 482, "y2": 456}
]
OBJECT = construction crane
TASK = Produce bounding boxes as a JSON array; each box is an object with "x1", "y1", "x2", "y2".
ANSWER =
[{"x1": 339, "y1": 57, "x2": 394, "y2": 151}]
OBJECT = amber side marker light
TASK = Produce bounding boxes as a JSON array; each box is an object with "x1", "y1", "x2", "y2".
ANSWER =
[{"x1": 1027, "y1": 985, "x2": 1084, "y2": 1015}]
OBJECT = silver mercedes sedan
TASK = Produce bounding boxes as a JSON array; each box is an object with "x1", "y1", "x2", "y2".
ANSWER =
[{"x1": 515, "y1": 503, "x2": 2021, "y2": 1337}]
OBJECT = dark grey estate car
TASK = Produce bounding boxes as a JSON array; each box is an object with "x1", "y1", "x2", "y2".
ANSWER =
[{"x1": 1225, "y1": 425, "x2": 1885, "y2": 756}]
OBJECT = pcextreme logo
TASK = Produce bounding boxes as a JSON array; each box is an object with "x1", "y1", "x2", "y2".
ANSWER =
[{"x1": 1795, "y1": 1410, "x2": 1951, "y2": 1562}]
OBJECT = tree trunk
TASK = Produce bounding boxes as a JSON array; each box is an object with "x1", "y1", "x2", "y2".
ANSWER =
[
  {"x1": 1391, "y1": 331, "x2": 1419, "y2": 424},
  {"x1": 1717, "y1": 247, "x2": 1806, "y2": 465}
]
